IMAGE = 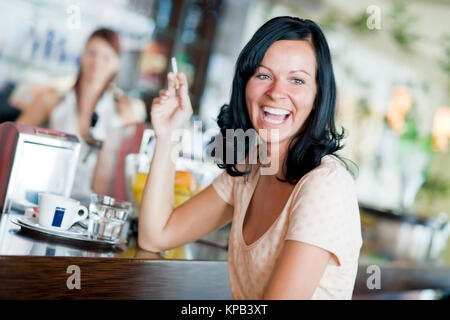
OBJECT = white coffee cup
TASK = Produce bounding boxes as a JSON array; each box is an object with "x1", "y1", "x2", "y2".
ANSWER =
[{"x1": 38, "y1": 193, "x2": 88, "y2": 230}]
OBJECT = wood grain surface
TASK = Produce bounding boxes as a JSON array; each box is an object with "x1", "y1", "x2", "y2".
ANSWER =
[{"x1": 0, "y1": 256, "x2": 231, "y2": 300}]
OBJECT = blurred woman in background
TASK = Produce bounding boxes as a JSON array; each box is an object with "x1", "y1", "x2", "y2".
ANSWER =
[{"x1": 16, "y1": 28, "x2": 146, "y2": 200}]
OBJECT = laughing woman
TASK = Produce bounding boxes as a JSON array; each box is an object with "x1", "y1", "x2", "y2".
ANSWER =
[{"x1": 138, "y1": 16, "x2": 362, "y2": 300}]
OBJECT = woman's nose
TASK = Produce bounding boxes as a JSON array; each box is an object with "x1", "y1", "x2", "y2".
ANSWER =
[{"x1": 265, "y1": 79, "x2": 288, "y2": 100}]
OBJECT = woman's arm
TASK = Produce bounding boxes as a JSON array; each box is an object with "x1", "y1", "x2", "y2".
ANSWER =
[
  {"x1": 138, "y1": 72, "x2": 233, "y2": 253},
  {"x1": 116, "y1": 96, "x2": 147, "y2": 125},
  {"x1": 262, "y1": 240, "x2": 332, "y2": 299},
  {"x1": 15, "y1": 88, "x2": 61, "y2": 126}
]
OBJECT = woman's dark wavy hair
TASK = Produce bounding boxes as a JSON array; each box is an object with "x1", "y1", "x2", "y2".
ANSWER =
[{"x1": 215, "y1": 16, "x2": 350, "y2": 184}]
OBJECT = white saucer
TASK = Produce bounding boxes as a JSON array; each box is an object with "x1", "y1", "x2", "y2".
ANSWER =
[
  {"x1": 13, "y1": 216, "x2": 84, "y2": 236},
  {"x1": 10, "y1": 216, "x2": 125, "y2": 246}
]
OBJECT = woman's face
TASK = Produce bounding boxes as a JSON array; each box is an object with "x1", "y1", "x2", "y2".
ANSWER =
[
  {"x1": 81, "y1": 37, "x2": 119, "y2": 84},
  {"x1": 245, "y1": 40, "x2": 317, "y2": 147}
]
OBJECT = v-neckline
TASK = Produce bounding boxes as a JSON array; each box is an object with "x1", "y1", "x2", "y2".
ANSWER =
[{"x1": 239, "y1": 166, "x2": 295, "y2": 249}]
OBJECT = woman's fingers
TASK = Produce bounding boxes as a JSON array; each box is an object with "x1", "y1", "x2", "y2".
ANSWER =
[
  {"x1": 159, "y1": 89, "x2": 168, "y2": 97},
  {"x1": 152, "y1": 97, "x2": 162, "y2": 106},
  {"x1": 152, "y1": 93, "x2": 177, "y2": 115},
  {"x1": 167, "y1": 72, "x2": 177, "y2": 96},
  {"x1": 176, "y1": 72, "x2": 192, "y2": 114},
  {"x1": 177, "y1": 72, "x2": 188, "y2": 94},
  {"x1": 151, "y1": 71, "x2": 192, "y2": 136}
]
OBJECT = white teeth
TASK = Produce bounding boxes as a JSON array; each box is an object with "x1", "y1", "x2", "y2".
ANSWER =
[
  {"x1": 264, "y1": 116, "x2": 284, "y2": 124},
  {"x1": 262, "y1": 106, "x2": 291, "y2": 116}
]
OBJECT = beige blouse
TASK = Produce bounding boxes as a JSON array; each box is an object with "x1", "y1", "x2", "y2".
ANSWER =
[{"x1": 212, "y1": 155, "x2": 363, "y2": 299}]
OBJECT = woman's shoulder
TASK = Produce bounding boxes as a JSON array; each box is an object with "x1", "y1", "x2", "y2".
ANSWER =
[
  {"x1": 223, "y1": 163, "x2": 258, "y2": 183},
  {"x1": 296, "y1": 154, "x2": 355, "y2": 192},
  {"x1": 313, "y1": 154, "x2": 352, "y2": 177},
  {"x1": 288, "y1": 155, "x2": 359, "y2": 219},
  {"x1": 213, "y1": 164, "x2": 259, "y2": 191},
  {"x1": 318, "y1": 154, "x2": 352, "y2": 176}
]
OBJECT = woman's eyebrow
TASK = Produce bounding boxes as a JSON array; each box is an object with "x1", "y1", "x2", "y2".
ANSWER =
[
  {"x1": 257, "y1": 64, "x2": 272, "y2": 72},
  {"x1": 290, "y1": 69, "x2": 312, "y2": 78},
  {"x1": 258, "y1": 64, "x2": 312, "y2": 78}
]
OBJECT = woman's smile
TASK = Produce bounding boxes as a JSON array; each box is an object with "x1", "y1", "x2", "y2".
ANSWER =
[{"x1": 259, "y1": 105, "x2": 292, "y2": 126}]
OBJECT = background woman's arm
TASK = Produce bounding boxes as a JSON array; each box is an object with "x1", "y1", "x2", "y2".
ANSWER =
[{"x1": 15, "y1": 88, "x2": 61, "y2": 126}]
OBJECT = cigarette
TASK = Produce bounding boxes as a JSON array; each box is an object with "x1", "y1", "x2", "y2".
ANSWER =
[
  {"x1": 171, "y1": 57, "x2": 178, "y2": 74},
  {"x1": 171, "y1": 57, "x2": 180, "y2": 91}
]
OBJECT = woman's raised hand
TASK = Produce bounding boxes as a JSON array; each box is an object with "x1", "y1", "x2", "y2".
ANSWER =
[{"x1": 150, "y1": 72, "x2": 193, "y2": 139}]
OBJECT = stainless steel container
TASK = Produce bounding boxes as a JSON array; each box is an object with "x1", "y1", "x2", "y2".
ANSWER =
[
  {"x1": 0, "y1": 122, "x2": 80, "y2": 216},
  {"x1": 361, "y1": 205, "x2": 450, "y2": 263}
]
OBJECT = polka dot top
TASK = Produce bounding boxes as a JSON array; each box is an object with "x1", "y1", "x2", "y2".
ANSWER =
[{"x1": 212, "y1": 155, "x2": 363, "y2": 300}]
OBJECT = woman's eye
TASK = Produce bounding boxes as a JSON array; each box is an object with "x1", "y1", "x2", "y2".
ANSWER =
[
  {"x1": 291, "y1": 78, "x2": 304, "y2": 85},
  {"x1": 255, "y1": 73, "x2": 271, "y2": 80}
]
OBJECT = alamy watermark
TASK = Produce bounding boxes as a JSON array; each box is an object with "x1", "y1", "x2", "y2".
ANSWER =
[
  {"x1": 171, "y1": 121, "x2": 280, "y2": 175},
  {"x1": 366, "y1": 265, "x2": 381, "y2": 290},
  {"x1": 66, "y1": 4, "x2": 81, "y2": 30},
  {"x1": 66, "y1": 264, "x2": 81, "y2": 290},
  {"x1": 366, "y1": 5, "x2": 381, "y2": 30}
]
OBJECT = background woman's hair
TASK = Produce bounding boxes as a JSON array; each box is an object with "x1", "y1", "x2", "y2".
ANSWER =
[
  {"x1": 87, "y1": 28, "x2": 121, "y2": 54},
  {"x1": 73, "y1": 28, "x2": 121, "y2": 110},
  {"x1": 215, "y1": 16, "x2": 355, "y2": 184}
]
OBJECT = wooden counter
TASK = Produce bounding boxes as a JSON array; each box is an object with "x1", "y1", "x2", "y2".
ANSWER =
[
  {"x1": 0, "y1": 211, "x2": 231, "y2": 299},
  {"x1": 0, "y1": 256, "x2": 230, "y2": 299},
  {"x1": 1, "y1": 212, "x2": 449, "y2": 300}
]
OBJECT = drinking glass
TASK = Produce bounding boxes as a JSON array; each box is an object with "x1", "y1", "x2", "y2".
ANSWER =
[{"x1": 88, "y1": 194, "x2": 132, "y2": 240}]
